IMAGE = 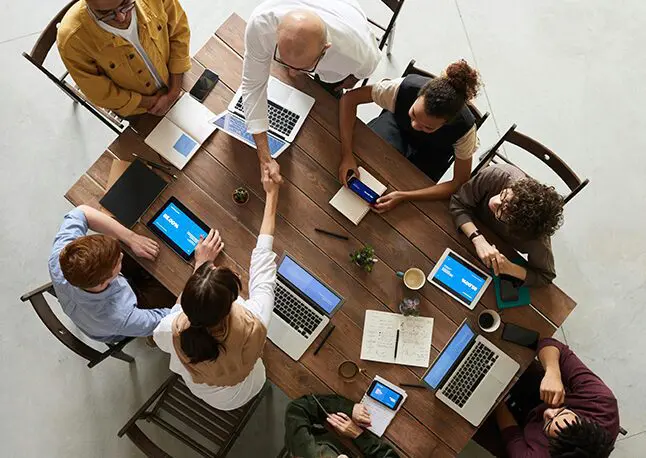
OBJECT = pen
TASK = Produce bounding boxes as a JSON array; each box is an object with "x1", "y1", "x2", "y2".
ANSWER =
[
  {"x1": 400, "y1": 383, "x2": 426, "y2": 389},
  {"x1": 394, "y1": 329, "x2": 400, "y2": 360},
  {"x1": 132, "y1": 153, "x2": 178, "y2": 179},
  {"x1": 313, "y1": 325, "x2": 336, "y2": 355},
  {"x1": 315, "y1": 228, "x2": 349, "y2": 240}
]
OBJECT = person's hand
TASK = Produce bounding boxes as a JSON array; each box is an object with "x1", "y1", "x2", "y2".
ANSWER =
[
  {"x1": 373, "y1": 191, "x2": 405, "y2": 213},
  {"x1": 262, "y1": 167, "x2": 280, "y2": 195},
  {"x1": 334, "y1": 75, "x2": 359, "y2": 92},
  {"x1": 540, "y1": 370, "x2": 565, "y2": 407},
  {"x1": 326, "y1": 412, "x2": 363, "y2": 439},
  {"x1": 194, "y1": 229, "x2": 224, "y2": 268},
  {"x1": 491, "y1": 249, "x2": 514, "y2": 276},
  {"x1": 262, "y1": 159, "x2": 283, "y2": 185},
  {"x1": 128, "y1": 233, "x2": 160, "y2": 261},
  {"x1": 473, "y1": 236, "x2": 499, "y2": 269},
  {"x1": 149, "y1": 90, "x2": 180, "y2": 116},
  {"x1": 352, "y1": 404, "x2": 372, "y2": 427},
  {"x1": 338, "y1": 155, "x2": 359, "y2": 186}
]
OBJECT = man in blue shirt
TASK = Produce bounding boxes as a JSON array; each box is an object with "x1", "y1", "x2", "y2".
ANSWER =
[{"x1": 48, "y1": 205, "x2": 171, "y2": 342}]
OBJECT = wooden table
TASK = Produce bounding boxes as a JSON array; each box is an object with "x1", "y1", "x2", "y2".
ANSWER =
[{"x1": 65, "y1": 14, "x2": 576, "y2": 457}]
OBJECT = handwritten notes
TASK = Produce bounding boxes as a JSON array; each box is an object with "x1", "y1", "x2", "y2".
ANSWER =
[{"x1": 360, "y1": 310, "x2": 434, "y2": 368}]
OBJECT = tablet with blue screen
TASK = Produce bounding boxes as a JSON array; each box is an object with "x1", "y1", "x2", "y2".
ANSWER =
[
  {"x1": 427, "y1": 248, "x2": 491, "y2": 310},
  {"x1": 147, "y1": 197, "x2": 210, "y2": 262}
]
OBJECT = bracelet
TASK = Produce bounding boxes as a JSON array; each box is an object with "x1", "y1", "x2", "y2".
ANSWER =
[{"x1": 468, "y1": 230, "x2": 482, "y2": 241}]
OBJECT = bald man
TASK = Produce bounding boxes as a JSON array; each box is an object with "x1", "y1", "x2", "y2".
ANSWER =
[{"x1": 242, "y1": 0, "x2": 381, "y2": 184}]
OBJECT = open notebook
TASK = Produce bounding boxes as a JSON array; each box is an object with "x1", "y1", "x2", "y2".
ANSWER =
[
  {"x1": 144, "y1": 94, "x2": 216, "y2": 170},
  {"x1": 329, "y1": 167, "x2": 387, "y2": 225}
]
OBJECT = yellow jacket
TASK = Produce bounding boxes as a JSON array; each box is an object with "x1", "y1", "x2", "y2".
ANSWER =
[{"x1": 57, "y1": 0, "x2": 191, "y2": 116}]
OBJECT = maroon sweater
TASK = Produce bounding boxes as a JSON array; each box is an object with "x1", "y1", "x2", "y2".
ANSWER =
[{"x1": 501, "y1": 338, "x2": 620, "y2": 457}]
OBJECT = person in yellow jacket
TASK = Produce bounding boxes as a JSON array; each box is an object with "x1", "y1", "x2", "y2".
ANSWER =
[{"x1": 57, "y1": 0, "x2": 191, "y2": 117}]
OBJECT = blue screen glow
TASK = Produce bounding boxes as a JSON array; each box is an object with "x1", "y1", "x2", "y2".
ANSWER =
[
  {"x1": 212, "y1": 112, "x2": 286, "y2": 157},
  {"x1": 348, "y1": 177, "x2": 379, "y2": 204},
  {"x1": 152, "y1": 202, "x2": 208, "y2": 256},
  {"x1": 278, "y1": 256, "x2": 342, "y2": 314},
  {"x1": 423, "y1": 323, "x2": 475, "y2": 389},
  {"x1": 433, "y1": 253, "x2": 487, "y2": 303},
  {"x1": 369, "y1": 382, "x2": 402, "y2": 409}
]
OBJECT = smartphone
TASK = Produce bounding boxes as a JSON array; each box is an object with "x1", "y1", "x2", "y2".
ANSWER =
[
  {"x1": 501, "y1": 323, "x2": 540, "y2": 350},
  {"x1": 348, "y1": 177, "x2": 379, "y2": 204},
  {"x1": 367, "y1": 380, "x2": 403, "y2": 410},
  {"x1": 189, "y1": 69, "x2": 219, "y2": 102}
]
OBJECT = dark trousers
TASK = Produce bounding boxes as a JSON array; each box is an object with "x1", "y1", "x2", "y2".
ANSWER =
[{"x1": 121, "y1": 253, "x2": 176, "y2": 310}]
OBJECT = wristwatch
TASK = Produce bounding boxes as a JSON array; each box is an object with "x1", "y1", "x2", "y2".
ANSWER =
[{"x1": 468, "y1": 230, "x2": 482, "y2": 241}]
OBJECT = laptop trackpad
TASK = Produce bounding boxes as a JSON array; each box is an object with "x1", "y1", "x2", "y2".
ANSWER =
[
  {"x1": 268, "y1": 79, "x2": 293, "y2": 103},
  {"x1": 467, "y1": 376, "x2": 504, "y2": 414}
]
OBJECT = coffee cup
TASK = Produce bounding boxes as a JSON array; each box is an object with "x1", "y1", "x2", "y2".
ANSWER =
[
  {"x1": 396, "y1": 268, "x2": 426, "y2": 290},
  {"x1": 478, "y1": 309, "x2": 501, "y2": 333},
  {"x1": 338, "y1": 360, "x2": 363, "y2": 382}
]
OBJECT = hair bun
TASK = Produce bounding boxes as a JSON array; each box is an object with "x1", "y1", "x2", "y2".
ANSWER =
[{"x1": 445, "y1": 59, "x2": 482, "y2": 101}]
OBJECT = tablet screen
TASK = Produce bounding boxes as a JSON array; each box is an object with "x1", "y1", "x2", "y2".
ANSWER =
[
  {"x1": 432, "y1": 252, "x2": 487, "y2": 304},
  {"x1": 148, "y1": 198, "x2": 209, "y2": 260}
]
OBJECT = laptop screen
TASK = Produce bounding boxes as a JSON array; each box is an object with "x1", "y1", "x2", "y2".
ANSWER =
[
  {"x1": 423, "y1": 322, "x2": 476, "y2": 389},
  {"x1": 278, "y1": 255, "x2": 342, "y2": 315},
  {"x1": 211, "y1": 112, "x2": 287, "y2": 158}
]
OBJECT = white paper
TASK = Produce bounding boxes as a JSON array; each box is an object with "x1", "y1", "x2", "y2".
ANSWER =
[
  {"x1": 166, "y1": 93, "x2": 216, "y2": 144},
  {"x1": 329, "y1": 167, "x2": 387, "y2": 225},
  {"x1": 360, "y1": 310, "x2": 434, "y2": 368},
  {"x1": 144, "y1": 118, "x2": 199, "y2": 170},
  {"x1": 360, "y1": 375, "x2": 408, "y2": 437}
]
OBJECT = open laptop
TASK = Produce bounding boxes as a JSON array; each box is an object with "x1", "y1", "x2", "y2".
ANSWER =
[
  {"x1": 421, "y1": 319, "x2": 519, "y2": 426},
  {"x1": 210, "y1": 76, "x2": 315, "y2": 158},
  {"x1": 268, "y1": 253, "x2": 344, "y2": 361}
]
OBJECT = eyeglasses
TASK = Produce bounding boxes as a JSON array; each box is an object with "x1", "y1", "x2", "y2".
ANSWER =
[
  {"x1": 543, "y1": 406, "x2": 577, "y2": 435},
  {"x1": 273, "y1": 45, "x2": 326, "y2": 74},
  {"x1": 93, "y1": 0, "x2": 136, "y2": 23},
  {"x1": 494, "y1": 189, "x2": 511, "y2": 222}
]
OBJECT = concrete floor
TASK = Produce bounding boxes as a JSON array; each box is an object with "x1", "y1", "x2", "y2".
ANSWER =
[{"x1": 1, "y1": 0, "x2": 644, "y2": 456}]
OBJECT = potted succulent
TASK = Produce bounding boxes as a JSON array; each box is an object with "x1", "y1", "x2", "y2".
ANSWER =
[
  {"x1": 350, "y1": 245, "x2": 378, "y2": 272},
  {"x1": 232, "y1": 186, "x2": 250, "y2": 205},
  {"x1": 399, "y1": 297, "x2": 421, "y2": 317}
]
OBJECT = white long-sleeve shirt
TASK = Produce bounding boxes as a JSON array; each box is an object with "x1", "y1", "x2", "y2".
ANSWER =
[
  {"x1": 153, "y1": 235, "x2": 277, "y2": 411},
  {"x1": 242, "y1": 0, "x2": 381, "y2": 133}
]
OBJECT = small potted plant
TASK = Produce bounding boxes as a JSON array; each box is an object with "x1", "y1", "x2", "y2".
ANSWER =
[
  {"x1": 232, "y1": 186, "x2": 249, "y2": 205},
  {"x1": 399, "y1": 297, "x2": 420, "y2": 317},
  {"x1": 350, "y1": 245, "x2": 378, "y2": 272}
]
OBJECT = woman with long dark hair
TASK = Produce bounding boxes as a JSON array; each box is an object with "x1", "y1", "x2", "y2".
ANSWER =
[{"x1": 153, "y1": 171, "x2": 280, "y2": 410}]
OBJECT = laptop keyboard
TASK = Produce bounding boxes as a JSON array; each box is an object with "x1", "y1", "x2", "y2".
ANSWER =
[
  {"x1": 235, "y1": 97, "x2": 300, "y2": 137},
  {"x1": 273, "y1": 282, "x2": 323, "y2": 338},
  {"x1": 443, "y1": 342, "x2": 499, "y2": 408}
]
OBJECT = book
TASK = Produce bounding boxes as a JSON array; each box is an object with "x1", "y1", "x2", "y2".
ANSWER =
[
  {"x1": 329, "y1": 167, "x2": 387, "y2": 225},
  {"x1": 144, "y1": 94, "x2": 216, "y2": 170},
  {"x1": 360, "y1": 310, "x2": 434, "y2": 368}
]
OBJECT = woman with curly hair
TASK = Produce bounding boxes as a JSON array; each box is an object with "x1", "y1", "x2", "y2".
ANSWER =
[
  {"x1": 449, "y1": 164, "x2": 565, "y2": 286},
  {"x1": 338, "y1": 59, "x2": 483, "y2": 212}
]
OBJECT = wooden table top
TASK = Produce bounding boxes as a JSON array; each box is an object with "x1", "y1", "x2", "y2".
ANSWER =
[{"x1": 64, "y1": 14, "x2": 576, "y2": 457}]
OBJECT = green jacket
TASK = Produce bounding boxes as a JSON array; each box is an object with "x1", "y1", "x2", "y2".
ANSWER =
[{"x1": 285, "y1": 395, "x2": 400, "y2": 458}]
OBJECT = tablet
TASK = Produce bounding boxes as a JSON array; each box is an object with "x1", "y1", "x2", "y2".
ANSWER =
[
  {"x1": 427, "y1": 248, "x2": 491, "y2": 310},
  {"x1": 147, "y1": 197, "x2": 210, "y2": 261}
]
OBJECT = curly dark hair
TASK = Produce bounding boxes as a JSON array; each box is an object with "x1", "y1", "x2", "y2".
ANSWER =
[
  {"x1": 502, "y1": 178, "x2": 564, "y2": 238},
  {"x1": 549, "y1": 418, "x2": 615, "y2": 458},
  {"x1": 419, "y1": 59, "x2": 482, "y2": 120}
]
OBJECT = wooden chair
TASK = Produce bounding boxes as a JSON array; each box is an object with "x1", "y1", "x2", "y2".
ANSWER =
[
  {"x1": 20, "y1": 282, "x2": 135, "y2": 368},
  {"x1": 472, "y1": 124, "x2": 590, "y2": 204},
  {"x1": 118, "y1": 374, "x2": 269, "y2": 457},
  {"x1": 402, "y1": 59, "x2": 490, "y2": 130},
  {"x1": 22, "y1": 0, "x2": 126, "y2": 134}
]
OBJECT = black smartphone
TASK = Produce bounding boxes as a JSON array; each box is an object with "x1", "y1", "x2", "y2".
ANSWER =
[
  {"x1": 367, "y1": 380, "x2": 404, "y2": 411},
  {"x1": 501, "y1": 323, "x2": 539, "y2": 350},
  {"x1": 189, "y1": 69, "x2": 219, "y2": 102},
  {"x1": 348, "y1": 176, "x2": 379, "y2": 204}
]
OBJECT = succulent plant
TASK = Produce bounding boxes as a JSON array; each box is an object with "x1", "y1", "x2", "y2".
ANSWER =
[
  {"x1": 399, "y1": 297, "x2": 421, "y2": 317},
  {"x1": 350, "y1": 245, "x2": 377, "y2": 273},
  {"x1": 232, "y1": 187, "x2": 249, "y2": 204}
]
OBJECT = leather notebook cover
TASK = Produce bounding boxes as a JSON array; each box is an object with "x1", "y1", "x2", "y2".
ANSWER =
[{"x1": 99, "y1": 159, "x2": 168, "y2": 228}]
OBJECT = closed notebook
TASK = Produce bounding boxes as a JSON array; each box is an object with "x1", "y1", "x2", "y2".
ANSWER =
[
  {"x1": 329, "y1": 167, "x2": 387, "y2": 225},
  {"x1": 493, "y1": 257, "x2": 531, "y2": 309},
  {"x1": 99, "y1": 159, "x2": 168, "y2": 228}
]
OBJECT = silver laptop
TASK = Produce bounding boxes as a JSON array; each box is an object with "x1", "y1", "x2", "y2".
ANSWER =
[
  {"x1": 422, "y1": 319, "x2": 519, "y2": 426},
  {"x1": 210, "y1": 77, "x2": 315, "y2": 159},
  {"x1": 268, "y1": 253, "x2": 344, "y2": 361}
]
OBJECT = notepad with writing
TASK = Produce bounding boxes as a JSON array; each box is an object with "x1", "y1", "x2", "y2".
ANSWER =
[
  {"x1": 360, "y1": 310, "x2": 434, "y2": 368},
  {"x1": 144, "y1": 94, "x2": 216, "y2": 170},
  {"x1": 329, "y1": 167, "x2": 387, "y2": 225}
]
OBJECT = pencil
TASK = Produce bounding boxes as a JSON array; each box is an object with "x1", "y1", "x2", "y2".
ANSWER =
[
  {"x1": 132, "y1": 153, "x2": 177, "y2": 178},
  {"x1": 400, "y1": 383, "x2": 426, "y2": 389},
  {"x1": 313, "y1": 325, "x2": 336, "y2": 355},
  {"x1": 315, "y1": 228, "x2": 349, "y2": 240}
]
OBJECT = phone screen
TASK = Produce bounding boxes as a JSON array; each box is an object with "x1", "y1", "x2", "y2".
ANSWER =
[
  {"x1": 368, "y1": 381, "x2": 403, "y2": 410},
  {"x1": 348, "y1": 177, "x2": 379, "y2": 204},
  {"x1": 190, "y1": 69, "x2": 219, "y2": 102},
  {"x1": 501, "y1": 323, "x2": 539, "y2": 349}
]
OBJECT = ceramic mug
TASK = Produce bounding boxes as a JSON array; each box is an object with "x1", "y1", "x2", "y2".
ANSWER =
[
  {"x1": 338, "y1": 360, "x2": 364, "y2": 382},
  {"x1": 396, "y1": 267, "x2": 426, "y2": 290},
  {"x1": 478, "y1": 309, "x2": 502, "y2": 333}
]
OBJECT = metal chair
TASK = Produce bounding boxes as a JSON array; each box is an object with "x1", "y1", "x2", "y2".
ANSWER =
[
  {"x1": 472, "y1": 124, "x2": 590, "y2": 204},
  {"x1": 20, "y1": 282, "x2": 135, "y2": 368},
  {"x1": 402, "y1": 59, "x2": 490, "y2": 130},
  {"x1": 22, "y1": 0, "x2": 126, "y2": 134},
  {"x1": 118, "y1": 374, "x2": 269, "y2": 457},
  {"x1": 368, "y1": 0, "x2": 406, "y2": 56}
]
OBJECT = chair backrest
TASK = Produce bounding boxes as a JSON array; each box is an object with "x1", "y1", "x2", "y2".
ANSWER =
[
  {"x1": 28, "y1": 0, "x2": 78, "y2": 65},
  {"x1": 402, "y1": 59, "x2": 490, "y2": 130},
  {"x1": 473, "y1": 124, "x2": 590, "y2": 204},
  {"x1": 118, "y1": 374, "x2": 269, "y2": 457},
  {"x1": 370, "y1": 0, "x2": 406, "y2": 50}
]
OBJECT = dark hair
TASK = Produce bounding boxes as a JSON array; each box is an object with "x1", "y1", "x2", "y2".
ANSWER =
[
  {"x1": 60, "y1": 234, "x2": 121, "y2": 289},
  {"x1": 503, "y1": 178, "x2": 565, "y2": 238},
  {"x1": 549, "y1": 418, "x2": 615, "y2": 458},
  {"x1": 179, "y1": 264, "x2": 242, "y2": 364},
  {"x1": 419, "y1": 59, "x2": 482, "y2": 120}
]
